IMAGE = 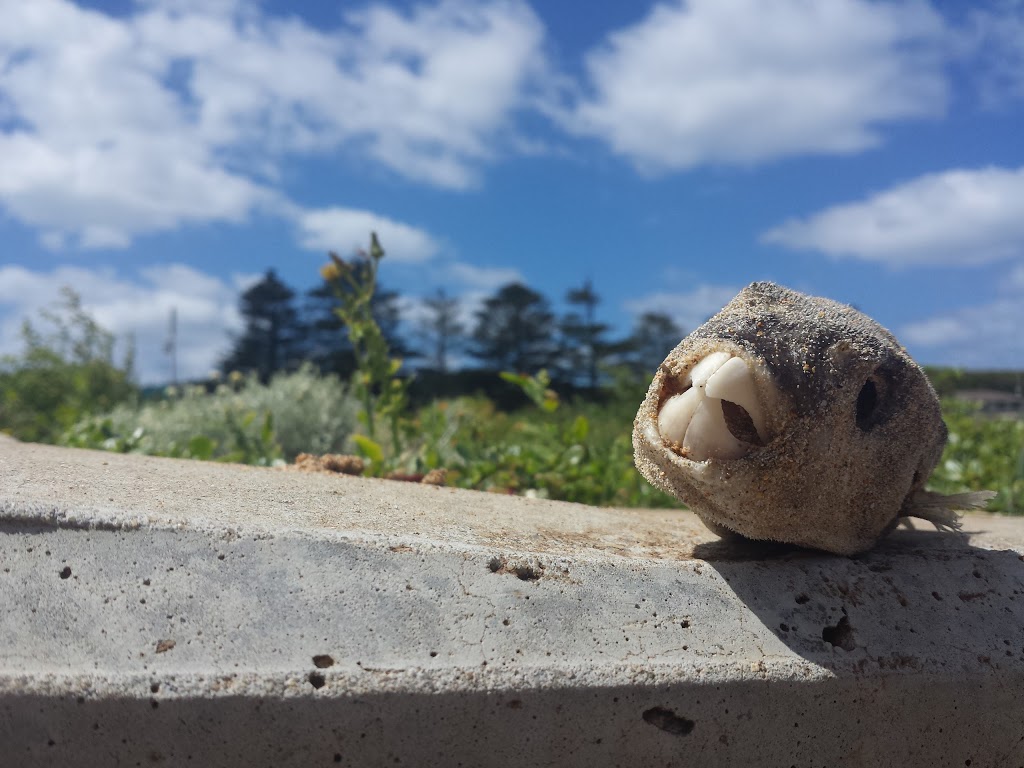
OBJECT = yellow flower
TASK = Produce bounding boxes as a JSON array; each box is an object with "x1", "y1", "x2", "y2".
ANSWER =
[{"x1": 320, "y1": 262, "x2": 341, "y2": 282}]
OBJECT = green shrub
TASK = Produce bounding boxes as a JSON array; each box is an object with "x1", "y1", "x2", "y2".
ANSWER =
[
  {"x1": 434, "y1": 397, "x2": 675, "y2": 507},
  {"x1": 396, "y1": 371, "x2": 675, "y2": 507},
  {"x1": 0, "y1": 289, "x2": 136, "y2": 443},
  {"x1": 426, "y1": 384, "x2": 1022, "y2": 512},
  {"x1": 62, "y1": 364, "x2": 359, "y2": 464},
  {"x1": 930, "y1": 400, "x2": 1024, "y2": 515}
]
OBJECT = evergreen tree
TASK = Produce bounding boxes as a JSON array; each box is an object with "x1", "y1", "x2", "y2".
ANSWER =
[
  {"x1": 303, "y1": 260, "x2": 407, "y2": 377},
  {"x1": 560, "y1": 279, "x2": 611, "y2": 389},
  {"x1": 470, "y1": 282, "x2": 557, "y2": 373},
  {"x1": 221, "y1": 269, "x2": 304, "y2": 381},
  {"x1": 621, "y1": 311, "x2": 684, "y2": 375},
  {"x1": 420, "y1": 288, "x2": 464, "y2": 374}
]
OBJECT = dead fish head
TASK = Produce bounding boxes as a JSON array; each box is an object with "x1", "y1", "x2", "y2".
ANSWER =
[{"x1": 632, "y1": 281, "x2": 948, "y2": 555}]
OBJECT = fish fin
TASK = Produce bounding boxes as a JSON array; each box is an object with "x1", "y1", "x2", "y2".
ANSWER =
[{"x1": 904, "y1": 489, "x2": 997, "y2": 532}]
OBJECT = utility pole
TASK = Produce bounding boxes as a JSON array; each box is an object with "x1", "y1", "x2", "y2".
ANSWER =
[{"x1": 164, "y1": 306, "x2": 178, "y2": 386}]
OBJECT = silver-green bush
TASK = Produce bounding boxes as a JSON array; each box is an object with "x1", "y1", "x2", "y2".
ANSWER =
[{"x1": 63, "y1": 365, "x2": 359, "y2": 463}]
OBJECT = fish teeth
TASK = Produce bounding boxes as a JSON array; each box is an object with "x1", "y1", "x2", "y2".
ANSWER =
[
  {"x1": 703, "y1": 357, "x2": 768, "y2": 443},
  {"x1": 657, "y1": 353, "x2": 769, "y2": 461},
  {"x1": 657, "y1": 387, "x2": 702, "y2": 445},
  {"x1": 682, "y1": 398, "x2": 749, "y2": 460},
  {"x1": 688, "y1": 351, "x2": 731, "y2": 387}
]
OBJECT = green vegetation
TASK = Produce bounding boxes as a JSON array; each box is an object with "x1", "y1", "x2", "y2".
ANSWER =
[
  {"x1": 61, "y1": 365, "x2": 358, "y2": 465},
  {"x1": 0, "y1": 289, "x2": 136, "y2": 443},
  {"x1": 1, "y1": 238, "x2": 1020, "y2": 515},
  {"x1": 318, "y1": 234, "x2": 414, "y2": 475},
  {"x1": 929, "y1": 399, "x2": 1024, "y2": 515},
  {"x1": 433, "y1": 372, "x2": 675, "y2": 507}
]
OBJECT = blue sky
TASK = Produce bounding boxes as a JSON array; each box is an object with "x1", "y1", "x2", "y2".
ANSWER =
[{"x1": 1, "y1": 0, "x2": 1023, "y2": 383}]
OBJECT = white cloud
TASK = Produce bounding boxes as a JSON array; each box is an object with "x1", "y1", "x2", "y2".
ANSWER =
[
  {"x1": 568, "y1": 0, "x2": 947, "y2": 172},
  {"x1": 763, "y1": 165, "x2": 1024, "y2": 266},
  {"x1": 622, "y1": 284, "x2": 739, "y2": 335},
  {"x1": 445, "y1": 262, "x2": 524, "y2": 290},
  {"x1": 0, "y1": 0, "x2": 269, "y2": 248},
  {"x1": 0, "y1": 0, "x2": 548, "y2": 246},
  {"x1": 901, "y1": 266, "x2": 1024, "y2": 367},
  {"x1": 0, "y1": 263, "x2": 248, "y2": 384},
  {"x1": 961, "y1": 3, "x2": 1024, "y2": 106},
  {"x1": 296, "y1": 207, "x2": 440, "y2": 263}
]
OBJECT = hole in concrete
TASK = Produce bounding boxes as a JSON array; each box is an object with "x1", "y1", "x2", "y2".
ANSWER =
[
  {"x1": 59, "y1": 567, "x2": 72, "y2": 580},
  {"x1": 795, "y1": 594, "x2": 809, "y2": 605},
  {"x1": 155, "y1": 639, "x2": 175, "y2": 654},
  {"x1": 779, "y1": 623, "x2": 790, "y2": 632},
  {"x1": 334, "y1": 755, "x2": 342, "y2": 764},
  {"x1": 932, "y1": 592, "x2": 943, "y2": 601},
  {"x1": 489, "y1": 556, "x2": 541, "y2": 581},
  {"x1": 429, "y1": 651, "x2": 438, "y2": 658},
  {"x1": 680, "y1": 620, "x2": 690, "y2": 629},
  {"x1": 514, "y1": 565, "x2": 540, "y2": 581},
  {"x1": 308, "y1": 672, "x2": 326, "y2": 690},
  {"x1": 312, "y1": 655, "x2": 334, "y2": 669},
  {"x1": 151, "y1": 701, "x2": 159, "y2": 710},
  {"x1": 822, "y1": 616, "x2": 856, "y2": 651},
  {"x1": 642, "y1": 707, "x2": 695, "y2": 736},
  {"x1": 958, "y1": 592, "x2": 985, "y2": 602},
  {"x1": 143, "y1": 579, "x2": 151, "y2": 586},
  {"x1": 150, "y1": 682, "x2": 160, "y2": 694}
]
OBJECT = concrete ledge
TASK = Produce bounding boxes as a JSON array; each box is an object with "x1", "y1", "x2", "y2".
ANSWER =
[{"x1": 2, "y1": 438, "x2": 1023, "y2": 766}]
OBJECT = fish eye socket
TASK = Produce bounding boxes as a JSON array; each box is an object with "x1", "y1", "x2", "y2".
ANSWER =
[{"x1": 856, "y1": 377, "x2": 879, "y2": 431}]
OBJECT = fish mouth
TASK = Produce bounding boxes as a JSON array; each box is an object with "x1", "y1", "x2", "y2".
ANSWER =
[{"x1": 656, "y1": 351, "x2": 776, "y2": 462}]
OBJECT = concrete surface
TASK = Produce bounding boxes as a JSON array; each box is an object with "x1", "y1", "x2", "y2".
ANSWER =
[{"x1": 1, "y1": 437, "x2": 1023, "y2": 767}]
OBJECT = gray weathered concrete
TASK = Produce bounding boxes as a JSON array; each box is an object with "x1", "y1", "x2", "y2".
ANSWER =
[{"x1": 1, "y1": 437, "x2": 1023, "y2": 767}]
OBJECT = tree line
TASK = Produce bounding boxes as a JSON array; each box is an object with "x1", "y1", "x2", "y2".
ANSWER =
[{"x1": 220, "y1": 264, "x2": 685, "y2": 400}]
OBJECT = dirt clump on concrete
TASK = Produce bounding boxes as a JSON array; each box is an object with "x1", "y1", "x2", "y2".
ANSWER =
[
  {"x1": 292, "y1": 453, "x2": 366, "y2": 476},
  {"x1": 288, "y1": 453, "x2": 448, "y2": 486}
]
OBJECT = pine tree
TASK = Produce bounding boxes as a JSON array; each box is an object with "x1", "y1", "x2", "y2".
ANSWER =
[
  {"x1": 303, "y1": 262, "x2": 407, "y2": 377},
  {"x1": 470, "y1": 282, "x2": 557, "y2": 373},
  {"x1": 621, "y1": 311, "x2": 684, "y2": 375},
  {"x1": 420, "y1": 288, "x2": 464, "y2": 374},
  {"x1": 220, "y1": 269, "x2": 304, "y2": 381},
  {"x1": 560, "y1": 280, "x2": 611, "y2": 389}
]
